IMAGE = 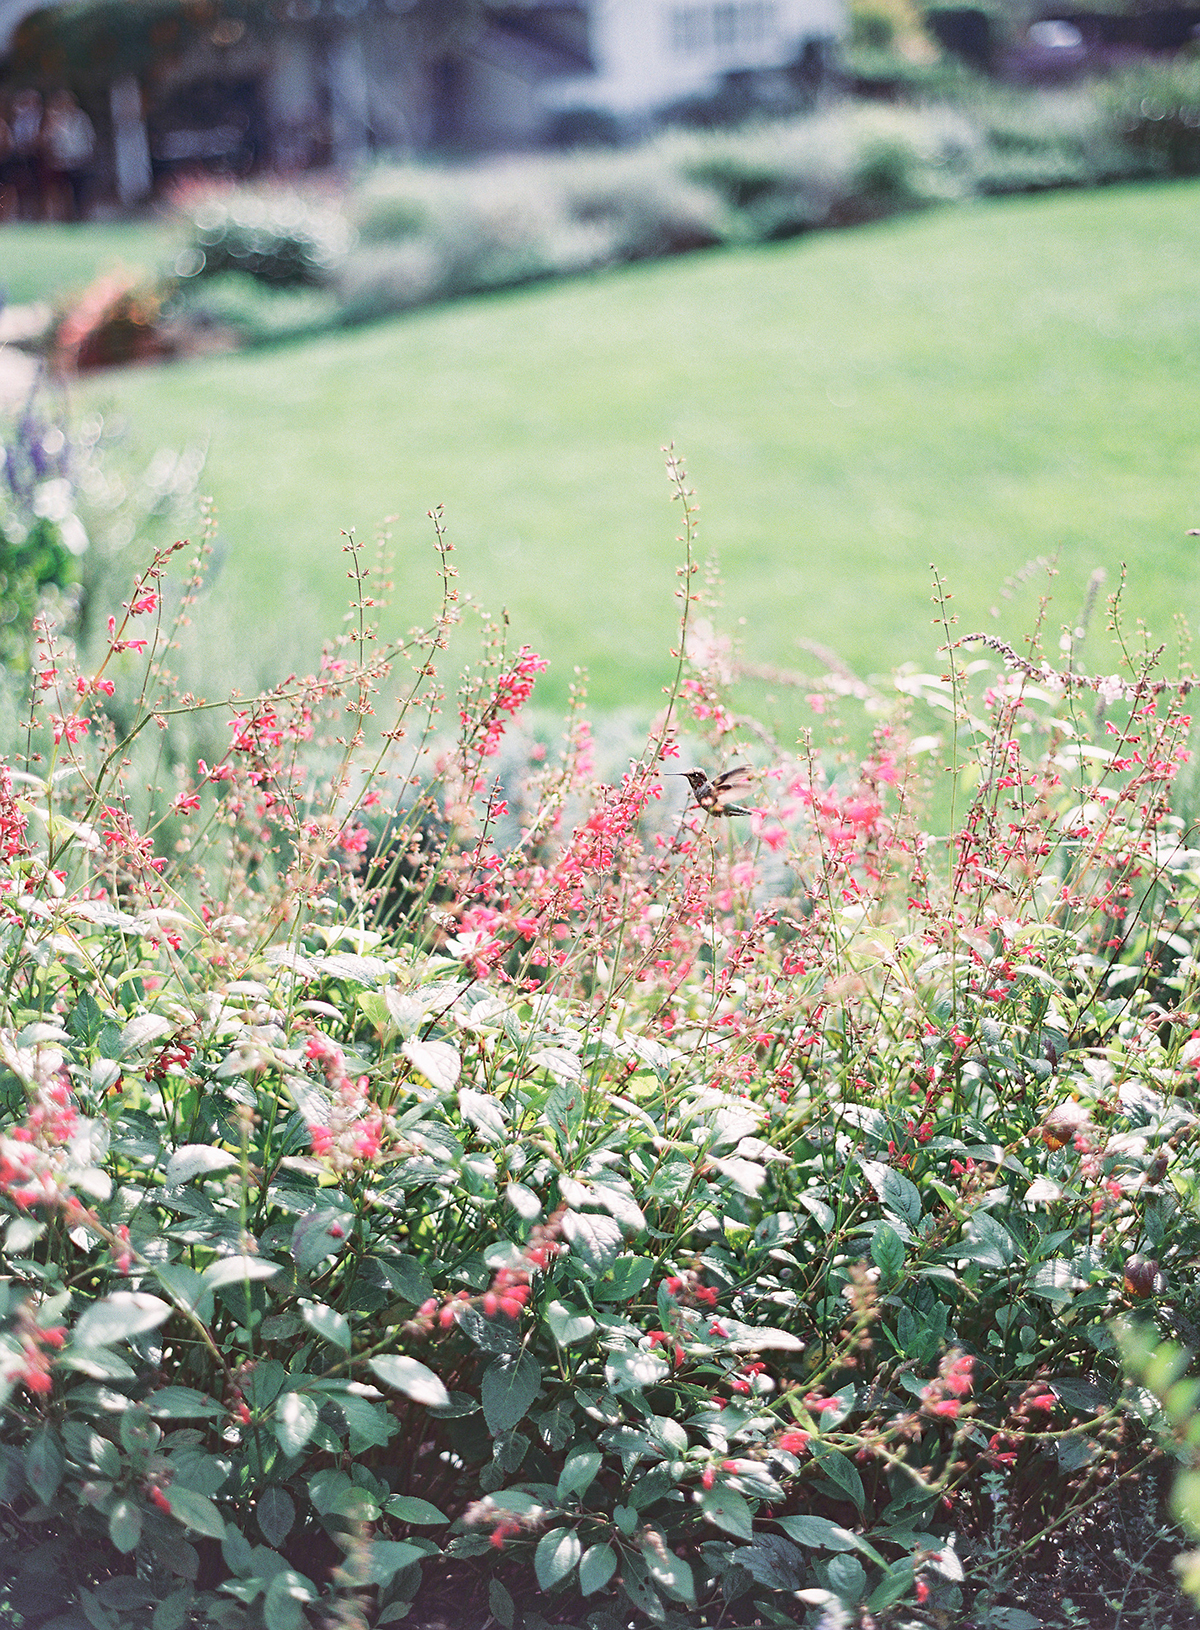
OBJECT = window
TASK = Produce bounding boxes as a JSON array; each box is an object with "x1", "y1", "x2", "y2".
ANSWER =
[
  {"x1": 669, "y1": 3, "x2": 778, "y2": 56},
  {"x1": 671, "y1": 5, "x2": 708, "y2": 53}
]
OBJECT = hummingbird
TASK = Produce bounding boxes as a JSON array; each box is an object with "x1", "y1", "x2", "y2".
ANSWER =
[{"x1": 671, "y1": 766, "x2": 756, "y2": 817}]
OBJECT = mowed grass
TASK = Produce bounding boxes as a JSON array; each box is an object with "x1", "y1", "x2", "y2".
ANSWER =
[
  {"x1": 63, "y1": 179, "x2": 1200, "y2": 715},
  {"x1": 1, "y1": 221, "x2": 180, "y2": 306}
]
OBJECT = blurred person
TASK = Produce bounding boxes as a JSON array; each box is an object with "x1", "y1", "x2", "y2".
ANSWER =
[
  {"x1": 40, "y1": 90, "x2": 95, "y2": 220},
  {"x1": 9, "y1": 89, "x2": 42, "y2": 218},
  {"x1": 0, "y1": 108, "x2": 17, "y2": 221}
]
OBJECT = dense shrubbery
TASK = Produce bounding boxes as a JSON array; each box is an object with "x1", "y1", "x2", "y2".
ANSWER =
[
  {"x1": 1100, "y1": 57, "x2": 1200, "y2": 177},
  {"x1": 0, "y1": 446, "x2": 1199, "y2": 1629},
  {"x1": 153, "y1": 64, "x2": 1200, "y2": 349},
  {"x1": 0, "y1": 396, "x2": 202, "y2": 672}
]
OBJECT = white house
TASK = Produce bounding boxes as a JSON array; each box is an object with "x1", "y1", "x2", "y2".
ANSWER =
[
  {"x1": 546, "y1": 0, "x2": 845, "y2": 127},
  {"x1": 0, "y1": 0, "x2": 846, "y2": 206}
]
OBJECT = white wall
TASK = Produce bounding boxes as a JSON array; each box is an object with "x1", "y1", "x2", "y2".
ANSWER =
[{"x1": 561, "y1": 0, "x2": 844, "y2": 115}]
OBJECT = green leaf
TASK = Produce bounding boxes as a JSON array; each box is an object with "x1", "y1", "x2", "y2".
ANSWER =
[
  {"x1": 384, "y1": 1494, "x2": 450, "y2": 1525},
  {"x1": 152, "y1": 1263, "x2": 213, "y2": 1323},
  {"x1": 55, "y1": 1345, "x2": 136, "y2": 1381},
  {"x1": 363, "y1": 1541, "x2": 427, "y2": 1585},
  {"x1": 257, "y1": 1486, "x2": 295, "y2": 1547},
  {"x1": 546, "y1": 1298, "x2": 595, "y2": 1346},
  {"x1": 640, "y1": 1532, "x2": 696, "y2": 1604},
  {"x1": 619, "y1": 1548, "x2": 666, "y2": 1622},
  {"x1": 164, "y1": 1483, "x2": 226, "y2": 1540},
  {"x1": 458, "y1": 1304, "x2": 520, "y2": 1354},
  {"x1": 605, "y1": 1346, "x2": 669, "y2": 1395},
  {"x1": 488, "y1": 1578, "x2": 515, "y2": 1628},
  {"x1": 275, "y1": 1390, "x2": 320, "y2": 1455},
  {"x1": 378, "y1": 1254, "x2": 435, "y2": 1306},
  {"x1": 458, "y1": 1086, "x2": 508, "y2": 1143},
  {"x1": 299, "y1": 1301, "x2": 350, "y2": 1351},
  {"x1": 481, "y1": 1350, "x2": 541, "y2": 1434},
  {"x1": 701, "y1": 1484, "x2": 754, "y2": 1539},
  {"x1": 79, "y1": 1587, "x2": 117, "y2": 1630},
  {"x1": 25, "y1": 1426, "x2": 64, "y2": 1503},
  {"x1": 777, "y1": 1513, "x2": 861, "y2": 1550},
  {"x1": 369, "y1": 1354, "x2": 450, "y2": 1409},
  {"x1": 108, "y1": 1497, "x2": 143, "y2": 1554},
  {"x1": 866, "y1": 1557, "x2": 916, "y2": 1612},
  {"x1": 579, "y1": 1542, "x2": 618, "y2": 1596},
  {"x1": 202, "y1": 1256, "x2": 281, "y2": 1287},
  {"x1": 262, "y1": 1569, "x2": 316, "y2": 1630},
  {"x1": 797, "y1": 1192, "x2": 835, "y2": 1230},
  {"x1": 870, "y1": 1221, "x2": 905, "y2": 1282},
  {"x1": 291, "y1": 1208, "x2": 352, "y2": 1272},
  {"x1": 73, "y1": 1292, "x2": 171, "y2": 1349},
  {"x1": 556, "y1": 1445, "x2": 602, "y2": 1501},
  {"x1": 826, "y1": 1552, "x2": 867, "y2": 1602},
  {"x1": 962, "y1": 1211, "x2": 1017, "y2": 1268},
  {"x1": 593, "y1": 1254, "x2": 655, "y2": 1302},
  {"x1": 811, "y1": 1443, "x2": 866, "y2": 1513},
  {"x1": 152, "y1": 1589, "x2": 193, "y2": 1630},
  {"x1": 5, "y1": 1215, "x2": 44, "y2": 1253},
  {"x1": 328, "y1": 1483, "x2": 381, "y2": 1521},
  {"x1": 1173, "y1": 1468, "x2": 1200, "y2": 1534},
  {"x1": 562, "y1": 1209, "x2": 623, "y2": 1274},
  {"x1": 401, "y1": 1037, "x2": 461, "y2": 1092},
  {"x1": 859, "y1": 1158, "x2": 921, "y2": 1228},
  {"x1": 163, "y1": 1144, "x2": 238, "y2": 1186},
  {"x1": 93, "y1": 1435, "x2": 122, "y2": 1479},
  {"x1": 534, "y1": 1526, "x2": 581, "y2": 1590},
  {"x1": 168, "y1": 1447, "x2": 228, "y2": 1497},
  {"x1": 68, "y1": 989, "x2": 105, "y2": 1043},
  {"x1": 327, "y1": 1390, "x2": 394, "y2": 1451},
  {"x1": 737, "y1": 1534, "x2": 807, "y2": 1590},
  {"x1": 145, "y1": 1386, "x2": 222, "y2": 1420},
  {"x1": 120, "y1": 1407, "x2": 157, "y2": 1456},
  {"x1": 308, "y1": 1468, "x2": 352, "y2": 1515}
]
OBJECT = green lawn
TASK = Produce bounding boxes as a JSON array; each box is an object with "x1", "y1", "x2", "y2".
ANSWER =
[
  {"x1": 59, "y1": 180, "x2": 1200, "y2": 716},
  {"x1": 1, "y1": 220, "x2": 180, "y2": 307}
]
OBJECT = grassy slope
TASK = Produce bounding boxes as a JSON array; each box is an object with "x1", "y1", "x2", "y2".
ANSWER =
[
  {"x1": 1, "y1": 221, "x2": 179, "y2": 306},
  {"x1": 62, "y1": 180, "x2": 1200, "y2": 715}
]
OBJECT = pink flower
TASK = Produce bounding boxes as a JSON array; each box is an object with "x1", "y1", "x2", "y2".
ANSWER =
[
  {"x1": 468, "y1": 647, "x2": 548, "y2": 757},
  {"x1": 490, "y1": 1519, "x2": 520, "y2": 1549},
  {"x1": 51, "y1": 715, "x2": 88, "y2": 745},
  {"x1": 776, "y1": 1430, "x2": 810, "y2": 1456},
  {"x1": 338, "y1": 825, "x2": 370, "y2": 856}
]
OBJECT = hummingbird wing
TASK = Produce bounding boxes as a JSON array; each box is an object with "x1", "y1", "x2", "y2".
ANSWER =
[
  {"x1": 711, "y1": 767, "x2": 752, "y2": 796},
  {"x1": 709, "y1": 767, "x2": 755, "y2": 813}
]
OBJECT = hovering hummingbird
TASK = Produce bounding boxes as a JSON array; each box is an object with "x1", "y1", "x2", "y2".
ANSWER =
[{"x1": 672, "y1": 766, "x2": 756, "y2": 817}]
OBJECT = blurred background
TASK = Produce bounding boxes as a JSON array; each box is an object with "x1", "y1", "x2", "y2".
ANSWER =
[{"x1": 1, "y1": 0, "x2": 1200, "y2": 722}]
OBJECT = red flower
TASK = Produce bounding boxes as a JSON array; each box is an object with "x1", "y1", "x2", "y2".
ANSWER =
[
  {"x1": 776, "y1": 1431, "x2": 810, "y2": 1456},
  {"x1": 51, "y1": 715, "x2": 88, "y2": 745}
]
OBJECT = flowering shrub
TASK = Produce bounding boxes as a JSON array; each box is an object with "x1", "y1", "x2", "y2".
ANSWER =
[
  {"x1": 0, "y1": 394, "x2": 203, "y2": 681},
  {"x1": 52, "y1": 273, "x2": 175, "y2": 372},
  {"x1": 0, "y1": 458, "x2": 1197, "y2": 1629}
]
